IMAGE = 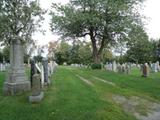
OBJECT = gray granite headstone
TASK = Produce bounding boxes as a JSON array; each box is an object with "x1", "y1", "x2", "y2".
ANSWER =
[
  {"x1": 125, "y1": 64, "x2": 130, "y2": 74},
  {"x1": 42, "y1": 58, "x2": 50, "y2": 85},
  {"x1": 29, "y1": 74, "x2": 44, "y2": 103},
  {"x1": 152, "y1": 63, "x2": 157, "y2": 73},
  {"x1": 117, "y1": 64, "x2": 122, "y2": 73},
  {"x1": 112, "y1": 61, "x2": 117, "y2": 72},
  {"x1": 30, "y1": 59, "x2": 36, "y2": 86}
]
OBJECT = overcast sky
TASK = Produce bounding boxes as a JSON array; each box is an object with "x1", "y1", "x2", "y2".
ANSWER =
[{"x1": 33, "y1": 0, "x2": 160, "y2": 46}]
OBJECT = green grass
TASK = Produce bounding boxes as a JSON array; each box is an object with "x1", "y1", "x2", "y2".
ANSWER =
[{"x1": 0, "y1": 66, "x2": 160, "y2": 120}]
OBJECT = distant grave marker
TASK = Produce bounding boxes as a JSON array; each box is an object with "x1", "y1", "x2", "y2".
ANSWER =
[{"x1": 142, "y1": 63, "x2": 149, "y2": 77}]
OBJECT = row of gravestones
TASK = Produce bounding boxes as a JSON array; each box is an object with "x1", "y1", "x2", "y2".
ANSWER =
[
  {"x1": 29, "y1": 59, "x2": 58, "y2": 103},
  {"x1": 0, "y1": 63, "x2": 10, "y2": 71},
  {"x1": 70, "y1": 63, "x2": 88, "y2": 68},
  {"x1": 105, "y1": 61, "x2": 160, "y2": 77},
  {"x1": 141, "y1": 62, "x2": 160, "y2": 77},
  {"x1": 104, "y1": 61, "x2": 132, "y2": 74}
]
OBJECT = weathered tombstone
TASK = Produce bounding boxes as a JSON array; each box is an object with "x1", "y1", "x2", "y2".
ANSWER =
[
  {"x1": 125, "y1": 64, "x2": 130, "y2": 74},
  {"x1": 3, "y1": 39, "x2": 30, "y2": 95},
  {"x1": 117, "y1": 64, "x2": 122, "y2": 73},
  {"x1": 41, "y1": 65, "x2": 44, "y2": 87},
  {"x1": 30, "y1": 59, "x2": 36, "y2": 86},
  {"x1": 142, "y1": 63, "x2": 149, "y2": 77},
  {"x1": 108, "y1": 63, "x2": 112, "y2": 71},
  {"x1": 2, "y1": 63, "x2": 6, "y2": 71},
  {"x1": 122, "y1": 64, "x2": 125, "y2": 73},
  {"x1": 156, "y1": 61, "x2": 160, "y2": 71},
  {"x1": 63, "y1": 62, "x2": 67, "y2": 66},
  {"x1": 112, "y1": 61, "x2": 117, "y2": 72},
  {"x1": 50, "y1": 61, "x2": 54, "y2": 74},
  {"x1": 48, "y1": 63, "x2": 51, "y2": 77},
  {"x1": 152, "y1": 63, "x2": 157, "y2": 73},
  {"x1": 29, "y1": 74, "x2": 44, "y2": 103},
  {"x1": 140, "y1": 64, "x2": 143, "y2": 71},
  {"x1": 0, "y1": 63, "x2": 2, "y2": 71},
  {"x1": 42, "y1": 58, "x2": 50, "y2": 85}
]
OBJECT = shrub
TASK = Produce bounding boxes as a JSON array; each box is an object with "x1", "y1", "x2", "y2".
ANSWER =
[{"x1": 91, "y1": 63, "x2": 102, "y2": 69}]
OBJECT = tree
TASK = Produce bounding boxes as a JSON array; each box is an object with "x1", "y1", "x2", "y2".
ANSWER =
[
  {"x1": 101, "y1": 48, "x2": 113, "y2": 63},
  {"x1": 125, "y1": 26, "x2": 153, "y2": 63},
  {"x1": 54, "y1": 40, "x2": 92, "y2": 65},
  {"x1": 2, "y1": 46, "x2": 10, "y2": 63},
  {"x1": 0, "y1": 0, "x2": 44, "y2": 44},
  {"x1": 151, "y1": 39, "x2": 160, "y2": 62},
  {"x1": 50, "y1": 0, "x2": 145, "y2": 63},
  {"x1": 54, "y1": 41, "x2": 71, "y2": 65},
  {"x1": 68, "y1": 42, "x2": 80, "y2": 64},
  {"x1": 78, "y1": 42, "x2": 92, "y2": 64},
  {"x1": 48, "y1": 41, "x2": 58, "y2": 61}
]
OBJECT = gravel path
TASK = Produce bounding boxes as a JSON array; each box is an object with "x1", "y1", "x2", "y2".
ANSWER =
[{"x1": 112, "y1": 95, "x2": 160, "y2": 120}]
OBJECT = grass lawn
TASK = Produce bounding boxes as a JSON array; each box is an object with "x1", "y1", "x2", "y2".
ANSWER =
[{"x1": 0, "y1": 66, "x2": 160, "y2": 120}]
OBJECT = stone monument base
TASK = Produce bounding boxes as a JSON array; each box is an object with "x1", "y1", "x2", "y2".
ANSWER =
[
  {"x1": 29, "y1": 92, "x2": 44, "y2": 103},
  {"x1": 3, "y1": 81, "x2": 31, "y2": 95}
]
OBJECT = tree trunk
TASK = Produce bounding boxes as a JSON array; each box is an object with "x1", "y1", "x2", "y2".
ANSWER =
[
  {"x1": 90, "y1": 29, "x2": 101, "y2": 63},
  {"x1": 93, "y1": 51, "x2": 101, "y2": 63}
]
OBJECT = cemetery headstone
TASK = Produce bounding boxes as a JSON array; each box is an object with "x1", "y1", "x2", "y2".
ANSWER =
[
  {"x1": 30, "y1": 59, "x2": 36, "y2": 86},
  {"x1": 42, "y1": 58, "x2": 50, "y2": 85},
  {"x1": 142, "y1": 63, "x2": 149, "y2": 77},
  {"x1": 112, "y1": 61, "x2": 117, "y2": 72},
  {"x1": 29, "y1": 74, "x2": 44, "y2": 103},
  {"x1": 152, "y1": 63, "x2": 157, "y2": 73},
  {"x1": 125, "y1": 64, "x2": 130, "y2": 74},
  {"x1": 156, "y1": 61, "x2": 160, "y2": 71},
  {"x1": 122, "y1": 64, "x2": 125, "y2": 73},
  {"x1": 117, "y1": 64, "x2": 122, "y2": 73}
]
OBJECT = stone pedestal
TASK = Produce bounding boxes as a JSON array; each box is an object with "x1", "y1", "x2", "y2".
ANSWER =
[{"x1": 3, "y1": 40, "x2": 31, "y2": 95}]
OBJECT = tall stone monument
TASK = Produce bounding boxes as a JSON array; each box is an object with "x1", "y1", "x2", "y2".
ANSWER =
[{"x1": 3, "y1": 39, "x2": 30, "y2": 95}]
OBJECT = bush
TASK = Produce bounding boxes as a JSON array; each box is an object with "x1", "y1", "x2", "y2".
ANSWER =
[{"x1": 91, "y1": 63, "x2": 102, "y2": 69}]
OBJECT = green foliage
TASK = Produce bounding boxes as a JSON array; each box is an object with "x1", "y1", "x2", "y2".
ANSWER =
[
  {"x1": 125, "y1": 26, "x2": 153, "y2": 63},
  {"x1": 0, "y1": 0, "x2": 44, "y2": 44},
  {"x1": 101, "y1": 48, "x2": 113, "y2": 63},
  {"x1": 50, "y1": 0, "x2": 145, "y2": 63},
  {"x1": 2, "y1": 46, "x2": 10, "y2": 62},
  {"x1": 55, "y1": 41, "x2": 71, "y2": 65},
  {"x1": 55, "y1": 41, "x2": 92, "y2": 65},
  {"x1": 151, "y1": 39, "x2": 160, "y2": 62},
  {"x1": 0, "y1": 46, "x2": 10, "y2": 63},
  {"x1": 91, "y1": 63, "x2": 102, "y2": 69}
]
